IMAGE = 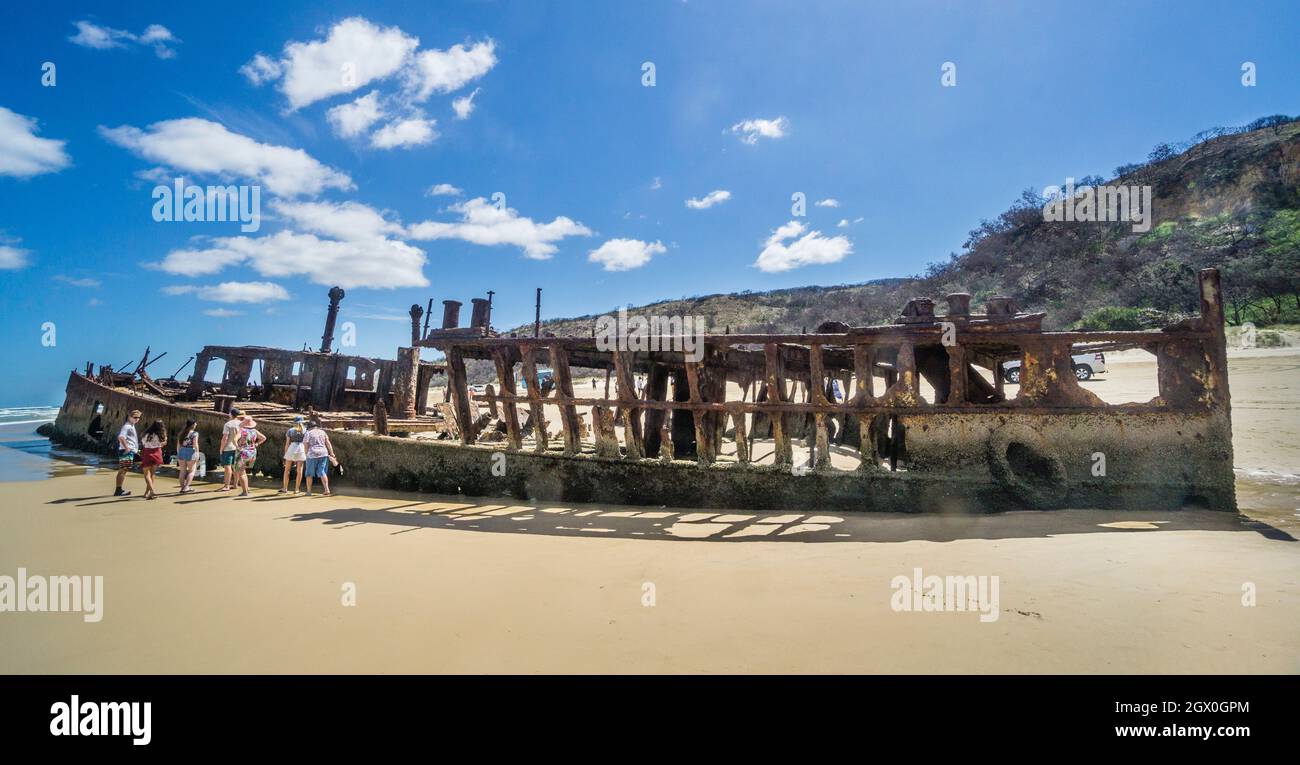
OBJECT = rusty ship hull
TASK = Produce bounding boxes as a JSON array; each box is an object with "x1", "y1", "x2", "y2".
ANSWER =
[{"x1": 43, "y1": 269, "x2": 1238, "y2": 513}]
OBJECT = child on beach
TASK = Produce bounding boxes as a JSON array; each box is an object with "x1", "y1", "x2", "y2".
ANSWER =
[
  {"x1": 302, "y1": 418, "x2": 337, "y2": 497},
  {"x1": 232, "y1": 414, "x2": 266, "y2": 497},
  {"x1": 113, "y1": 409, "x2": 142, "y2": 497},
  {"x1": 280, "y1": 415, "x2": 307, "y2": 494},
  {"x1": 139, "y1": 419, "x2": 167, "y2": 500},
  {"x1": 176, "y1": 418, "x2": 200, "y2": 494},
  {"x1": 218, "y1": 407, "x2": 243, "y2": 492}
]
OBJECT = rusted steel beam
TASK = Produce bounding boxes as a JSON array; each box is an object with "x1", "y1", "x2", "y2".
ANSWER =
[
  {"x1": 519, "y1": 345, "x2": 548, "y2": 453},
  {"x1": 611, "y1": 350, "x2": 644, "y2": 459},
  {"x1": 446, "y1": 346, "x2": 474, "y2": 445},
  {"x1": 808, "y1": 343, "x2": 830, "y2": 468},
  {"x1": 642, "y1": 362, "x2": 670, "y2": 457},
  {"x1": 945, "y1": 343, "x2": 967, "y2": 405},
  {"x1": 732, "y1": 410, "x2": 750, "y2": 464},
  {"x1": 764, "y1": 342, "x2": 791, "y2": 468},
  {"x1": 683, "y1": 361, "x2": 712, "y2": 466},
  {"x1": 491, "y1": 347, "x2": 522, "y2": 451},
  {"x1": 592, "y1": 405, "x2": 620, "y2": 458},
  {"x1": 549, "y1": 343, "x2": 582, "y2": 455}
]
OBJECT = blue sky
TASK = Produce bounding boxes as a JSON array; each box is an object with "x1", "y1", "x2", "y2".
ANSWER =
[{"x1": 1, "y1": 0, "x2": 1297, "y2": 405}]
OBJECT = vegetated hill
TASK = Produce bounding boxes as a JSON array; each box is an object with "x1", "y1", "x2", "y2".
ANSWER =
[{"x1": 464, "y1": 116, "x2": 1298, "y2": 382}]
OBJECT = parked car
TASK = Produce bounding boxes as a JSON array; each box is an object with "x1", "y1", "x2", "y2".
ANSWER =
[{"x1": 1002, "y1": 351, "x2": 1107, "y2": 383}]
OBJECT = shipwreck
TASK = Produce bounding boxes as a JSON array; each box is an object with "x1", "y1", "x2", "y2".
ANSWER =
[{"x1": 47, "y1": 269, "x2": 1236, "y2": 513}]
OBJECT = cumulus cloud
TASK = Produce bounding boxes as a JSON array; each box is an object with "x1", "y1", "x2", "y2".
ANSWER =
[
  {"x1": 157, "y1": 230, "x2": 429, "y2": 289},
  {"x1": 587, "y1": 239, "x2": 666, "y2": 272},
  {"x1": 0, "y1": 106, "x2": 71, "y2": 177},
  {"x1": 69, "y1": 20, "x2": 179, "y2": 58},
  {"x1": 370, "y1": 115, "x2": 437, "y2": 149},
  {"x1": 0, "y1": 245, "x2": 29, "y2": 270},
  {"x1": 407, "y1": 197, "x2": 592, "y2": 260},
  {"x1": 753, "y1": 220, "x2": 852, "y2": 272},
  {"x1": 243, "y1": 17, "x2": 418, "y2": 110},
  {"x1": 685, "y1": 189, "x2": 731, "y2": 210},
  {"x1": 163, "y1": 280, "x2": 290, "y2": 303},
  {"x1": 650, "y1": 177, "x2": 662, "y2": 190},
  {"x1": 99, "y1": 117, "x2": 352, "y2": 197},
  {"x1": 326, "y1": 91, "x2": 385, "y2": 138},
  {"x1": 815, "y1": 198, "x2": 840, "y2": 208},
  {"x1": 727, "y1": 116, "x2": 789, "y2": 145},
  {"x1": 405, "y1": 41, "x2": 497, "y2": 101},
  {"x1": 241, "y1": 18, "x2": 495, "y2": 116},
  {"x1": 426, "y1": 183, "x2": 462, "y2": 196},
  {"x1": 451, "y1": 88, "x2": 480, "y2": 120},
  {"x1": 272, "y1": 199, "x2": 404, "y2": 241}
]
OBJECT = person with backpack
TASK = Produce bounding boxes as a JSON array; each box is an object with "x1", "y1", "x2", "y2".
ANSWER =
[
  {"x1": 280, "y1": 415, "x2": 308, "y2": 494},
  {"x1": 232, "y1": 414, "x2": 266, "y2": 497}
]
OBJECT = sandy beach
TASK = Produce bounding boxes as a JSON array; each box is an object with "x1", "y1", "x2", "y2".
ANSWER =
[{"x1": 0, "y1": 350, "x2": 1297, "y2": 674}]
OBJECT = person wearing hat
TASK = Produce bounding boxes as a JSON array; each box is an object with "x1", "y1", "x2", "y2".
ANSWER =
[
  {"x1": 231, "y1": 414, "x2": 266, "y2": 497},
  {"x1": 218, "y1": 407, "x2": 244, "y2": 492},
  {"x1": 280, "y1": 415, "x2": 308, "y2": 494}
]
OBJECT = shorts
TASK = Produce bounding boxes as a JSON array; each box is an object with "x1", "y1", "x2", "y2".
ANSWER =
[
  {"x1": 139, "y1": 447, "x2": 163, "y2": 468},
  {"x1": 284, "y1": 442, "x2": 307, "y2": 462},
  {"x1": 220, "y1": 450, "x2": 237, "y2": 467},
  {"x1": 117, "y1": 450, "x2": 137, "y2": 467},
  {"x1": 177, "y1": 447, "x2": 197, "y2": 462},
  {"x1": 305, "y1": 456, "x2": 330, "y2": 478}
]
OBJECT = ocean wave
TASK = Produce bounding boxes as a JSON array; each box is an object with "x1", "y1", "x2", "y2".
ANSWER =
[{"x1": 1235, "y1": 467, "x2": 1300, "y2": 486}]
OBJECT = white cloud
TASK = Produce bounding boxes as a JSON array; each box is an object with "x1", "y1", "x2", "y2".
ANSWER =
[
  {"x1": 588, "y1": 239, "x2": 666, "y2": 272},
  {"x1": 727, "y1": 116, "x2": 789, "y2": 145},
  {"x1": 0, "y1": 245, "x2": 29, "y2": 270},
  {"x1": 245, "y1": 17, "x2": 419, "y2": 110},
  {"x1": 405, "y1": 40, "x2": 497, "y2": 101},
  {"x1": 163, "y1": 280, "x2": 290, "y2": 303},
  {"x1": 239, "y1": 53, "x2": 282, "y2": 85},
  {"x1": 157, "y1": 231, "x2": 429, "y2": 289},
  {"x1": 203, "y1": 308, "x2": 243, "y2": 318},
  {"x1": 754, "y1": 220, "x2": 852, "y2": 272},
  {"x1": 407, "y1": 197, "x2": 592, "y2": 260},
  {"x1": 100, "y1": 117, "x2": 352, "y2": 197},
  {"x1": 370, "y1": 115, "x2": 437, "y2": 149},
  {"x1": 650, "y1": 177, "x2": 662, "y2": 190},
  {"x1": 452, "y1": 87, "x2": 480, "y2": 120},
  {"x1": 326, "y1": 91, "x2": 385, "y2": 138},
  {"x1": 685, "y1": 189, "x2": 731, "y2": 210},
  {"x1": 69, "y1": 20, "x2": 178, "y2": 58},
  {"x1": 53, "y1": 275, "x2": 101, "y2": 287},
  {"x1": 426, "y1": 183, "x2": 462, "y2": 196},
  {"x1": 815, "y1": 198, "x2": 840, "y2": 208},
  {"x1": 0, "y1": 106, "x2": 71, "y2": 177},
  {"x1": 837, "y1": 218, "x2": 849, "y2": 228},
  {"x1": 273, "y1": 199, "x2": 404, "y2": 241}
]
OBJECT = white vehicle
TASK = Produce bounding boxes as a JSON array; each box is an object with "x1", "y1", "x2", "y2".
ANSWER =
[{"x1": 1002, "y1": 351, "x2": 1107, "y2": 383}]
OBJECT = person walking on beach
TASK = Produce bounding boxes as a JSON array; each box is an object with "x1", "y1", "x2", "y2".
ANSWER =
[
  {"x1": 139, "y1": 419, "x2": 167, "y2": 500},
  {"x1": 302, "y1": 418, "x2": 337, "y2": 497},
  {"x1": 232, "y1": 414, "x2": 266, "y2": 497},
  {"x1": 280, "y1": 415, "x2": 307, "y2": 494},
  {"x1": 175, "y1": 418, "x2": 200, "y2": 494},
  {"x1": 113, "y1": 409, "x2": 142, "y2": 497},
  {"x1": 218, "y1": 407, "x2": 243, "y2": 491}
]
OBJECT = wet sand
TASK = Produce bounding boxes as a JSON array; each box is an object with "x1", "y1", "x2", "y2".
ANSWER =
[{"x1": 0, "y1": 351, "x2": 1297, "y2": 673}]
